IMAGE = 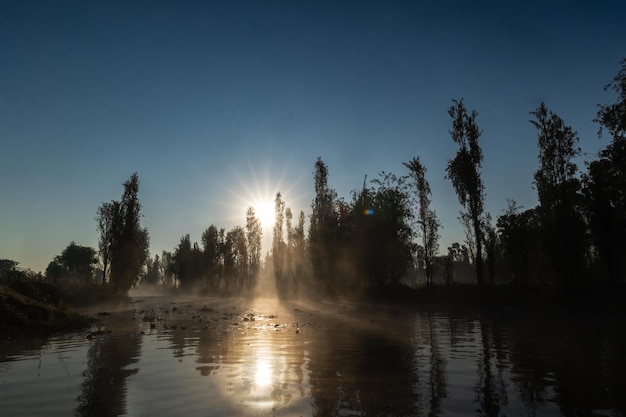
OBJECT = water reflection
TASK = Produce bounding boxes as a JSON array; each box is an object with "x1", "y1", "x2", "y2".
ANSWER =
[
  {"x1": 1, "y1": 297, "x2": 626, "y2": 416},
  {"x1": 75, "y1": 312, "x2": 141, "y2": 417}
]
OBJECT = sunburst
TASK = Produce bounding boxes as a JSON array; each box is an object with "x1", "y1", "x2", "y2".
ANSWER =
[{"x1": 208, "y1": 149, "x2": 309, "y2": 253}]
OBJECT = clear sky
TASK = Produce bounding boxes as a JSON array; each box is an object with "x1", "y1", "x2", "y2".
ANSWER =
[{"x1": 1, "y1": 1, "x2": 625, "y2": 273}]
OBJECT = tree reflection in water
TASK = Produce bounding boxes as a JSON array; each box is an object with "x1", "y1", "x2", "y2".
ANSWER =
[
  {"x1": 75, "y1": 314, "x2": 141, "y2": 417},
  {"x1": 2, "y1": 297, "x2": 620, "y2": 417}
]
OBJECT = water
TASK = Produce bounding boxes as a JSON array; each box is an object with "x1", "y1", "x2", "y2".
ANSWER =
[{"x1": 1, "y1": 296, "x2": 625, "y2": 416}]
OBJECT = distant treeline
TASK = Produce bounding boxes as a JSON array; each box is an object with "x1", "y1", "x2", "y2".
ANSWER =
[{"x1": 2, "y1": 58, "x2": 626, "y2": 302}]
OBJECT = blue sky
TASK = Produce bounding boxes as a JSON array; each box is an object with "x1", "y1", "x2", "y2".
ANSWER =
[{"x1": 1, "y1": 1, "x2": 625, "y2": 272}]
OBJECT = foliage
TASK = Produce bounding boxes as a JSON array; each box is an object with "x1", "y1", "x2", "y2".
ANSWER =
[
  {"x1": 201, "y1": 226, "x2": 224, "y2": 291},
  {"x1": 350, "y1": 172, "x2": 415, "y2": 288},
  {"x1": 595, "y1": 57, "x2": 626, "y2": 141},
  {"x1": 404, "y1": 157, "x2": 440, "y2": 286},
  {"x1": 142, "y1": 254, "x2": 161, "y2": 286},
  {"x1": 273, "y1": 192, "x2": 286, "y2": 293},
  {"x1": 0, "y1": 282, "x2": 91, "y2": 337},
  {"x1": 497, "y1": 202, "x2": 540, "y2": 285},
  {"x1": 96, "y1": 173, "x2": 150, "y2": 295},
  {"x1": 172, "y1": 234, "x2": 204, "y2": 290},
  {"x1": 272, "y1": 196, "x2": 309, "y2": 298},
  {"x1": 446, "y1": 99, "x2": 486, "y2": 285},
  {"x1": 583, "y1": 58, "x2": 626, "y2": 284},
  {"x1": 530, "y1": 103, "x2": 587, "y2": 285},
  {"x1": 246, "y1": 207, "x2": 262, "y2": 291},
  {"x1": 95, "y1": 200, "x2": 118, "y2": 284},
  {"x1": 45, "y1": 241, "x2": 98, "y2": 287},
  {"x1": 308, "y1": 157, "x2": 340, "y2": 292}
]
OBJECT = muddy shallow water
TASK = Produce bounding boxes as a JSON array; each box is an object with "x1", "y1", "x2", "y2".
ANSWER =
[{"x1": 1, "y1": 295, "x2": 625, "y2": 416}]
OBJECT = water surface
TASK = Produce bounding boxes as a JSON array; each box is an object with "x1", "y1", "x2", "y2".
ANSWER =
[{"x1": 1, "y1": 296, "x2": 624, "y2": 416}]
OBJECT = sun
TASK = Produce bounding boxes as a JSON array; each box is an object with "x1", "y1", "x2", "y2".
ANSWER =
[{"x1": 254, "y1": 200, "x2": 275, "y2": 228}]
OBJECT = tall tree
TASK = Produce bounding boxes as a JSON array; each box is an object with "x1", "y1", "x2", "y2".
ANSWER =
[
  {"x1": 293, "y1": 210, "x2": 307, "y2": 291},
  {"x1": 404, "y1": 157, "x2": 440, "y2": 286},
  {"x1": 308, "y1": 157, "x2": 339, "y2": 290},
  {"x1": 595, "y1": 57, "x2": 626, "y2": 141},
  {"x1": 95, "y1": 200, "x2": 119, "y2": 285},
  {"x1": 584, "y1": 58, "x2": 626, "y2": 283},
  {"x1": 202, "y1": 225, "x2": 222, "y2": 291},
  {"x1": 224, "y1": 226, "x2": 247, "y2": 292},
  {"x1": 245, "y1": 207, "x2": 262, "y2": 292},
  {"x1": 446, "y1": 99, "x2": 487, "y2": 285},
  {"x1": 530, "y1": 102, "x2": 587, "y2": 285},
  {"x1": 97, "y1": 173, "x2": 150, "y2": 294},
  {"x1": 273, "y1": 192, "x2": 286, "y2": 294}
]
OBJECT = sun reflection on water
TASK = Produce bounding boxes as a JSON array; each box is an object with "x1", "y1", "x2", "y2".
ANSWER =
[{"x1": 254, "y1": 358, "x2": 272, "y2": 387}]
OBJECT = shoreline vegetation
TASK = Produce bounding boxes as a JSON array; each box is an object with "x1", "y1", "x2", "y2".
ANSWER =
[
  {"x1": 3, "y1": 58, "x2": 626, "y2": 337},
  {"x1": 2, "y1": 278, "x2": 625, "y2": 341},
  {"x1": 0, "y1": 283, "x2": 92, "y2": 339}
]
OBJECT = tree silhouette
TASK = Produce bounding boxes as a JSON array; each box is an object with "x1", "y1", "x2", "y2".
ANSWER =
[
  {"x1": 173, "y1": 234, "x2": 201, "y2": 289},
  {"x1": 530, "y1": 103, "x2": 587, "y2": 285},
  {"x1": 95, "y1": 200, "x2": 118, "y2": 285},
  {"x1": 350, "y1": 172, "x2": 414, "y2": 288},
  {"x1": 245, "y1": 207, "x2": 262, "y2": 293},
  {"x1": 97, "y1": 173, "x2": 149, "y2": 295},
  {"x1": 308, "y1": 157, "x2": 340, "y2": 292},
  {"x1": 273, "y1": 192, "x2": 287, "y2": 295},
  {"x1": 141, "y1": 253, "x2": 161, "y2": 286},
  {"x1": 496, "y1": 201, "x2": 542, "y2": 285},
  {"x1": 446, "y1": 99, "x2": 487, "y2": 286},
  {"x1": 584, "y1": 58, "x2": 626, "y2": 284},
  {"x1": 595, "y1": 57, "x2": 626, "y2": 141},
  {"x1": 201, "y1": 225, "x2": 222, "y2": 291},
  {"x1": 404, "y1": 157, "x2": 440, "y2": 286},
  {"x1": 45, "y1": 241, "x2": 98, "y2": 287}
]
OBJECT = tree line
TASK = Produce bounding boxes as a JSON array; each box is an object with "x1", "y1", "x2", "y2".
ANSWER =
[
  {"x1": 2, "y1": 58, "x2": 625, "y2": 301},
  {"x1": 271, "y1": 57, "x2": 626, "y2": 295}
]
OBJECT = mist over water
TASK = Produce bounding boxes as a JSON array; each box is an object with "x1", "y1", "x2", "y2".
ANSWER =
[{"x1": 1, "y1": 295, "x2": 624, "y2": 416}]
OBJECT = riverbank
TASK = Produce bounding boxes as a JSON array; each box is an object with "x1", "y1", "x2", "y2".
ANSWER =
[
  {"x1": 0, "y1": 283, "x2": 92, "y2": 338},
  {"x1": 366, "y1": 283, "x2": 626, "y2": 313}
]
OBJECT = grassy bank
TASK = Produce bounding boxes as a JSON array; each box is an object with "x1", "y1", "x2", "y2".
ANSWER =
[{"x1": 0, "y1": 283, "x2": 92, "y2": 338}]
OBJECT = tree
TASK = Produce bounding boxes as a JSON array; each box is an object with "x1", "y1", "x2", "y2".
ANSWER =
[
  {"x1": 159, "y1": 250, "x2": 175, "y2": 287},
  {"x1": 595, "y1": 57, "x2": 626, "y2": 141},
  {"x1": 45, "y1": 242, "x2": 98, "y2": 287},
  {"x1": 446, "y1": 99, "x2": 487, "y2": 285},
  {"x1": 497, "y1": 201, "x2": 536, "y2": 285},
  {"x1": 245, "y1": 207, "x2": 262, "y2": 292},
  {"x1": 201, "y1": 225, "x2": 223, "y2": 291},
  {"x1": 97, "y1": 173, "x2": 150, "y2": 294},
  {"x1": 584, "y1": 58, "x2": 626, "y2": 284},
  {"x1": 173, "y1": 234, "x2": 204, "y2": 290},
  {"x1": 482, "y1": 213, "x2": 497, "y2": 285},
  {"x1": 224, "y1": 226, "x2": 247, "y2": 292},
  {"x1": 530, "y1": 103, "x2": 587, "y2": 285},
  {"x1": 273, "y1": 192, "x2": 286, "y2": 294},
  {"x1": 142, "y1": 254, "x2": 161, "y2": 286},
  {"x1": 308, "y1": 157, "x2": 339, "y2": 291},
  {"x1": 293, "y1": 210, "x2": 307, "y2": 291},
  {"x1": 404, "y1": 157, "x2": 440, "y2": 286},
  {"x1": 95, "y1": 200, "x2": 119, "y2": 285},
  {"x1": 350, "y1": 172, "x2": 415, "y2": 287},
  {"x1": 0, "y1": 259, "x2": 19, "y2": 280}
]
